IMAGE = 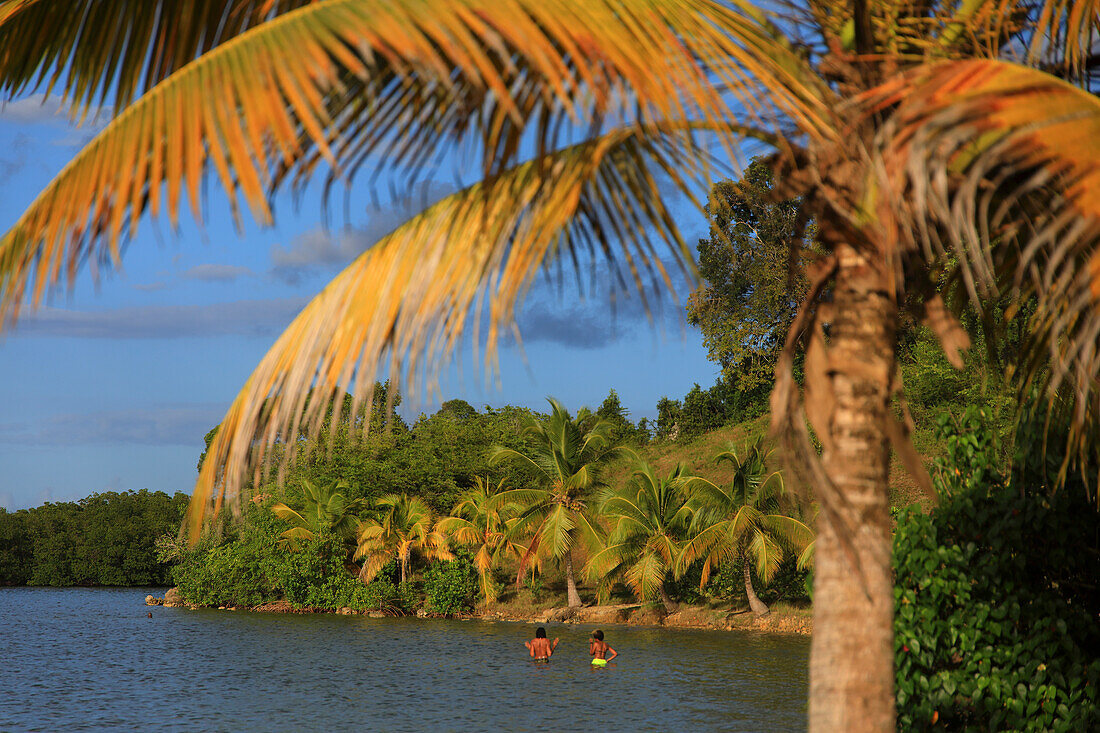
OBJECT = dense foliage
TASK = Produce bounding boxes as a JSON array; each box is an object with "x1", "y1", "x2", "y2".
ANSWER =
[
  {"x1": 894, "y1": 408, "x2": 1100, "y2": 731},
  {"x1": 685, "y1": 158, "x2": 812, "y2": 393},
  {"x1": 0, "y1": 490, "x2": 189, "y2": 586},
  {"x1": 168, "y1": 507, "x2": 416, "y2": 613},
  {"x1": 423, "y1": 555, "x2": 480, "y2": 616}
]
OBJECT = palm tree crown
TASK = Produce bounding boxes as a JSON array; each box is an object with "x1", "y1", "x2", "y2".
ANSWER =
[
  {"x1": 269, "y1": 478, "x2": 367, "y2": 549},
  {"x1": 355, "y1": 493, "x2": 452, "y2": 585},
  {"x1": 436, "y1": 476, "x2": 527, "y2": 603},
  {"x1": 680, "y1": 440, "x2": 814, "y2": 618},
  {"x1": 585, "y1": 462, "x2": 696, "y2": 613}
]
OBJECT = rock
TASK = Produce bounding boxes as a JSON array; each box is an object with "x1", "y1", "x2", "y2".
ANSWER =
[
  {"x1": 627, "y1": 606, "x2": 665, "y2": 626},
  {"x1": 575, "y1": 605, "x2": 630, "y2": 624},
  {"x1": 337, "y1": 607, "x2": 354, "y2": 616},
  {"x1": 416, "y1": 608, "x2": 430, "y2": 618},
  {"x1": 366, "y1": 610, "x2": 386, "y2": 618},
  {"x1": 543, "y1": 606, "x2": 577, "y2": 623},
  {"x1": 144, "y1": 594, "x2": 163, "y2": 606},
  {"x1": 163, "y1": 587, "x2": 183, "y2": 607}
]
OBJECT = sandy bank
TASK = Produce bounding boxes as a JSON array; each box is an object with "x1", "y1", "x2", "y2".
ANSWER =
[{"x1": 148, "y1": 589, "x2": 811, "y2": 636}]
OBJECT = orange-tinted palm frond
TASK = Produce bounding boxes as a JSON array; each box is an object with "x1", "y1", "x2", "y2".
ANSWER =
[
  {"x1": 186, "y1": 128, "x2": 701, "y2": 536},
  {"x1": 0, "y1": 0, "x2": 316, "y2": 115},
  {"x1": 0, "y1": 0, "x2": 827, "y2": 332},
  {"x1": 1021, "y1": 0, "x2": 1100, "y2": 74},
  {"x1": 872, "y1": 58, "x2": 1100, "y2": 485}
]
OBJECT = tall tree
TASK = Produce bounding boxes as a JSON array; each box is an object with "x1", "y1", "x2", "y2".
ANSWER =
[
  {"x1": 680, "y1": 440, "x2": 814, "y2": 618},
  {"x1": 3, "y1": 2, "x2": 1100, "y2": 728},
  {"x1": 489, "y1": 398, "x2": 632, "y2": 607},
  {"x1": 686, "y1": 158, "x2": 814, "y2": 391}
]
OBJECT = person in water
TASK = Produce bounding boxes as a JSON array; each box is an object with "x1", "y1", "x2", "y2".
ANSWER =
[
  {"x1": 589, "y1": 629, "x2": 618, "y2": 667},
  {"x1": 525, "y1": 627, "x2": 559, "y2": 661}
]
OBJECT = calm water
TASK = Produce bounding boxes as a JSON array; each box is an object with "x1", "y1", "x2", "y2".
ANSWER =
[{"x1": 1, "y1": 588, "x2": 808, "y2": 732}]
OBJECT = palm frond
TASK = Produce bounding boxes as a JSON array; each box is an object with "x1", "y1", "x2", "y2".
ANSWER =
[
  {"x1": 874, "y1": 58, "x2": 1100, "y2": 488},
  {"x1": 188, "y1": 127, "x2": 710, "y2": 532},
  {"x1": 0, "y1": 0, "x2": 315, "y2": 113},
  {"x1": 1, "y1": 0, "x2": 825, "y2": 333},
  {"x1": 624, "y1": 550, "x2": 666, "y2": 601},
  {"x1": 746, "y1": 529, "x2": 783, "y2": 582},
  {"x1": 270, "y1": 501, "x2": 308, "y2": 528}
]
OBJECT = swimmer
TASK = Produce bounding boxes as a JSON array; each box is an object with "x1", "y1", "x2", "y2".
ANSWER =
[
  {"x1": 589, "y1": 629, "x2": 617, "y2": 667},
  {"x1": 525, "y1": 627, "x2": 559, "y2": 661}
]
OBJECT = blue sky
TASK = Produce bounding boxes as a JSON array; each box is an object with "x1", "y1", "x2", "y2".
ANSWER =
[{"x1": 0, "y1": 94, "x2": 721, "y2": 511}]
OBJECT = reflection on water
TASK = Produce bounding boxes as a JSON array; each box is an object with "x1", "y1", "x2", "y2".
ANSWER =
[{"x1": 1, "y1": 588, "x2": 808, "y2": 732}]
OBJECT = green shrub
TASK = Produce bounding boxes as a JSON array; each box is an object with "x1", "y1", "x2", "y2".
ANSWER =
[
  {"x1": 423, "y1": 556, "x2": 479, "y2": 616},
  {"x1": 894, "y1": 407, "x2": 1100, "y2": 731}
]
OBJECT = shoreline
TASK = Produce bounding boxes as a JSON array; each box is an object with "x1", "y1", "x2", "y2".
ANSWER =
[{"x1": 147, "y1": 590, "x2": 812, "y2": 636}]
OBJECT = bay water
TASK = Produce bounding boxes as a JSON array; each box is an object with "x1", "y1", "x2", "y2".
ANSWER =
[{"x1": 1, "y1": 588, "x2": 808, "y2": 731}]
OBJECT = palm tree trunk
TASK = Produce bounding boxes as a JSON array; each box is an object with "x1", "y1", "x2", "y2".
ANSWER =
[
  {"x1": 400, "y1": 554, "x2": 408, "y2": 585},
  {"x1": 808, "y1": 239, "x2": 896, "y2": 732},
  {"x1": 742, "y1": 558, "x2": 770, "y2": 618},
  {"x1": 563, "y1": 550, "x2": 582, "y2": 608},
  {"x1": 658, "y1": 583, "x2": 678, "y2": 614}
]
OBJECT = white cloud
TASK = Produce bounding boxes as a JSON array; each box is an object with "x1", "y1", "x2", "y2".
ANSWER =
[
  {"x1": 0, "y1": 94, "x2": 68, "y2": 124},
  {"x1": 179, "y1": 264, "x2": 254, "y2": 282},
  {"x1": 269, "y1": 181, "x2": 455, "y2": 283},
  {"x1": 13, "y1": 297, "x2": 308, "y2": 339},
  {"x1": 0, "y1": 94, "x2": 112, "y2": 147}
]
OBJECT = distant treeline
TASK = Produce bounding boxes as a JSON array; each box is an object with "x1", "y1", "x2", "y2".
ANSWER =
[{"x1": 0, "y1": 490, "x2": 189, "y2": 586}]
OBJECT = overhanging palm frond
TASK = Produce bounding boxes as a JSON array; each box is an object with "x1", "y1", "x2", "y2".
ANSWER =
[
  {"x1": 0, "y1": 0, "x2": 825, "y2": 332},
  {"x1": 0, "y1": 0, "x2": 316, "y2": 114},
  {"x1": 187, "y1": 129, "x2": 703, "y2": 533},
  {"x1": 873, "y1": 58, "x2": 1100, "y2": 487}
]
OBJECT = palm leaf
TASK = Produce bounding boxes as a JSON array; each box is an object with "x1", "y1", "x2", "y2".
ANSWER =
[
  {"x1": 874, "y1": 58, "x2": 1100, "y2": 486},
  {"x1": 746, "y1": 529, "x2": 782, "y2": 582},
  {"x1": 0, "y1": 0, "x2": 825, "y2": 331},
  {"x1": 0, "y1": 0, "x2": 316, "y2": 113},
  {"x1": 187, "y1": 127, "x2": 707, "y2": 532}
]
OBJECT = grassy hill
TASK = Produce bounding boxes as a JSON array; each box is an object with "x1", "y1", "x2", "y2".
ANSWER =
[{"x1": 615, "y1": 414, "x2": 937, "y2": 511}]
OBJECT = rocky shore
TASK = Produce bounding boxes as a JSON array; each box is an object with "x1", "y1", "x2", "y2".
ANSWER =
[{"x1": 146, "y1": 588, "x2": 812, "y2": 635}]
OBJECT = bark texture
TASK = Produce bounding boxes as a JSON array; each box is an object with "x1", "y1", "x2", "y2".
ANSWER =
[
  {"x1": 564, "y1": 551, "x2": 583, "y2": 608},
  {"x1": 809, "y1": 240, "x2": 896, "y2": 732},
  {"x1": 743, "y1": 558, "x2": 771, "y2": 618},
  {"x1": 659, "y1": 584, "x2": 679, "y2": 614}
]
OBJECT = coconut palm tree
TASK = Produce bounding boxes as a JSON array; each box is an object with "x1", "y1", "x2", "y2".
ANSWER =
[
  {"x1": 489, "y1": 398, "x2": 633, "y2": 607},
  {"x1": 354, "y1": 493, "x2": 452, "y2": 585},
  {"x1": 585, "y1": 462, "x2": 695, "y2": 614},
  {"x1": 435, "y1": 476, "x2": 527, "y2": 603},
  {"x1": 2, "y1": 2, "x2": 1099, "y2": 728},
  {"x1": 680, "y1": 440, "x2": 814, "y2": 618},
  {"x1": 269, "y1": 478, "x2": 367, "y2": 549}
]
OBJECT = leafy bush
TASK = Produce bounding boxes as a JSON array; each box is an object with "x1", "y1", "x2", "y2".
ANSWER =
[
  {"x1": 894, "y1": 407, "x2": 1100, "y2": 731},
  {"x1": 423, "y1": 556, "x2": 479, "y2": 616},
  {"x1": 172, "y1": 510, "x2": 413, "y2": 613},
  {"x1": 700, "y1": 555, "x2": 809, "y2": 606}
]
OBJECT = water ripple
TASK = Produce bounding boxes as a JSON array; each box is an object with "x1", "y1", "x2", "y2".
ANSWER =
[{"x1": 0, "y1": 588, "x2": 808, "y2": 732}]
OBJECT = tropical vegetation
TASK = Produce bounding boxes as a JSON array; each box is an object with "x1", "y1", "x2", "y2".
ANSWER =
[
  {"x1": 354, "y1": 493, "x2": 452, "y2": 584},
  {"x1": 679, "y1": 440, "x2": 815, "y2": 618},
  {"x1": 269, "y1": 479, "x2": 367, "y2": 549},
  {"x1": 435, "y1": 476, "x2": 526, "y2": 603},
  {"x1": 584, "y1": 462, "x2": 696, "y2": 613},
  {"x1": 489, "y1": 399, "x2": 633, "y2": 607},
  {"x1": 3, "y1": 1, "x2": 1100, "y2": 728},
  {"x1": 0, "y1": 490, "x2": 189, "y2": 587}
]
